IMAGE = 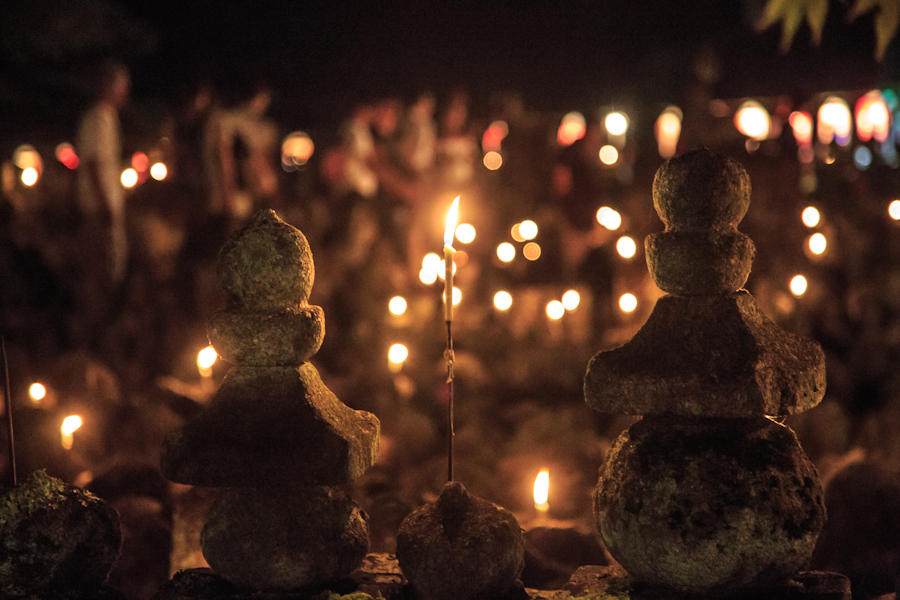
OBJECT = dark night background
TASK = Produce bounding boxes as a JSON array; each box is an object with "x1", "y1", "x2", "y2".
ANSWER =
[{"x1": 0, "y1": 0, "x2": 893, "y2": 141}]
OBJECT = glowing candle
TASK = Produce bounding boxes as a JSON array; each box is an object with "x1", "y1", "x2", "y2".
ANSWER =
[
  {"x1": 61, "y1": 415, "x2": 83, "y2": 450},
  {"x1": 443, "y1": 197, "x2": 460, "y2": 322},
  {"x1": 534, "y1": 469, "x2": 550, "y2": 514}
]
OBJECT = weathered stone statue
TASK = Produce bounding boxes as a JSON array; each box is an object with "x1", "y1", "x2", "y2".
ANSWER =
[
  {"x1": 585, "y1": 149, "x2": 833, "y2": 598},
  {"x1": 160, "y1": 210, "x2": 380, "y2": 591}
]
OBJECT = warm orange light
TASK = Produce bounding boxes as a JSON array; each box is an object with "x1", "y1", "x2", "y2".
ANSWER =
[
  {"x1": 455, "y1": 223, "x2": 476, "y2": 244},
  {"x1": 818, "y1": 97, "x2": 852, "y2": 145},
  {"x1": 388, "y1": 343, "x2": 408, "y2": 365},
  {"x1": 619, "y1": 293, "x2": 637, "y2": 313},
  {"x1": 511, "y1": 223, "x2": 525, "y2": 242},
  {"x1": 131, "y1": 151, "x2": 149, "y2": 172},
  {"x1": 790, "y1": 275, "x2": 808, "y2": 297},
  {"x1": 451, "y1": 287, "x2": 461, "y2": 306},
  {"x1": 419, "y1": 268, "x2": 438, "y2": 285},
  {"x1": 557, "y1": 112, "x2": 586, "y2": 147},
  {"x1": 282, "y1": 131, "x2": 315, "y2": 167},
  {"x1": 493, "y1": 291, "x2": 512, "y2": 311},
  {"x1": 546, "y1": 300, "x2": 564, "y2": 320},
  {"x1": 534, "y1": 469, "x2": 550, "y2": 512},
  {"x1": 483, "y1": 151, "x2": 503, "y2": 170},
  {"x1": 523, "y1": 242, "x2": 541, "y2": 261},
  {"x1": 444, "y1": 197, "x2": 460, "y2": 246},
  {"x1": 121, "y1": 168, "x2": 138, "y2": 188},
  {"x1": 29, "y1": 383, "x2": 46, "y2": 402},
  {"x1": 801, "y1": 206, "x2": 820, "y2": 228},
  {"x1": 562, "y1": 290, "x2": 580, "y2": 311},
  {"x1": 655, "y1": 106, "x2": 682, "y2": 158},
  {"x1": 604, "y1": 111, "x2": 629, "y2": 136},
  {"x1": 61, "y1": 415, "x2": 83, "y2": 450},
  {"x1": 599, "y1": 145, "x2": 619, "y2": 165},
  {"x1": 616, "y1": 236, "x2": 637, "y2": 258},
  {"x1": 389, "y1": 296, "x2": 407, "y2": 316},
  {"x1": 519, "y1": 220, "x2": 538, "y2": 240},
  {"x1": 734, "y1": 100, "x2": 771, "y2": 141},
  {"x1": 596, "y1": 207, "x2": 622, "y2": 230},
  {"x1": 856, "y1": 90, "x2": 891, "y2": 143},
  {"x1": 808, "y1": 233, "x2": 827, "y2": 255},
  {"x1": 890, "y1": 200, "x2": 900, "y2": 220},
  {"x1": 497, "y1": 242, "x2": 515, "y2": 262},
  {"x1": 150, "y1": 162, "x2": 167, "y2": 181},
  {"x1": 789, "y1": 112, "x2": 813, "y2": 147},
  {"x1": 21, "y1": 167, "x2": 38, "y2": 186},
  {"x1": 55, "y1": 142, "x2": 79, "y2": 169}
]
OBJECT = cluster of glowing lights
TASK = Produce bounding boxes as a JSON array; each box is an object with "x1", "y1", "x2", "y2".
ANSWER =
[
  {"x1": 29, "y1": 383, "x2": 46, "y2": 403},
  {"x1": 534, "y1": 470, "x2": 550, "y2": 512},
  {"x1": 546, "y1": 300, "x2": 565, "y2": 320},
  {"x1": 599, "y1": 145, "x2": 619, "y2": 166},
  {"x1": 61, "y1": 415, "x2": 83, "y2": 450},
  {"x1": 512, "y1": 220, "x2": 538, "y2": 242},
  {"x1": 13, "y1": 144, "x2": 43, "y2": 185},
  {"x1": 655, "y1": 106, "x2": 683, "y2": 159},
  {"x1": 121, "y1": 168, "x2": 138, "y2": 188},
  {"x1": 557, "y1": 112, "x2": 586, "y2": 147},
  {"x1": 493, "y1": 291, "x2": 513, "y2": 311},
  {"x1": 790, "y1": 275, "x2": 808, "y2": 297},
  {"x1": 455, "y1": 223, "x2": 476, "y2": 244},
  {"x1": 801, "y1": 206, "x2": 820, "y2": 228},
  {"x1": 483, "y1": 151, "x2": 503, "y2": 170},
  {"x1": 808, "y1": 233, "x2": 827, "y2": 255},
  {"x1": 55, "y1": 142, "x2": 79, "y2": 169},
  {"x1": 734, "y1": 100, "x2": 771, "y2": 141},
  {"x1": 419, "y1": 253, "x2": 442, "y2": 284},
  {"x1": 389, "y1": 296, "x2": 407, "y2": 316},
  {"x1": 619, "y1": 293, "x2": 638, "y2": 313},
  {"x1": 890, "y1": 200, "x2": 900, "y2": 221},
  {"x1": 150, "y1": 162, "x2": 167, "y2": 181},
  {"x1": 281, "y1": 131, "x2": 315, "y2": 171},
  {"x1": 855, "y1": 90, "x2": 891, "y2": 143},
  {"x1": 596, "y1": 207, "x2": 622, "y2": 230},
  {"x1": 497, "y1": 242, "x2": 516, "y2": 262},
  {"x1": 817, "y1": 97, "x2": 852, "y2": 146},
  {"x1": 616, "y1": 236, "x2": 637, "y2": 258},
  {"x1": 604, "y1": 111, "x2": 629, "y2": 136},
  {"x1": 388, "y1": 343, "x2": 409, "y2": 365}
]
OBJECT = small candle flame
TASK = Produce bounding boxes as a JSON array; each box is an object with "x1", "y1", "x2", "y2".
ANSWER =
[
  {"x1": 444, "y1": 196, "x2": 460, "y2": 247},
  {"x1": 534, "y1": 469, "x2": 550, "y2": 512},
  {"x1": 61, "y1": 415, "x2": 83, "y2": 450}
]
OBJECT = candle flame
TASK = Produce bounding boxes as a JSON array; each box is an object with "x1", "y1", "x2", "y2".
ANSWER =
[
  {"x1": 444, "y1": 196, "x2": 460, "y2": 246},
  {"x1": 534, "y1": 469, "x2": 550, "y2": 511}
]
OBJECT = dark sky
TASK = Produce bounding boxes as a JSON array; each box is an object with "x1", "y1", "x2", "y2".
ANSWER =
[{"x1": 0, "y1": 0, "x2": 892, "y2": 136}]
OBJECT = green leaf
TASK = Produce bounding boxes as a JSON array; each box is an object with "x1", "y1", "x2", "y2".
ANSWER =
[{"x1": 807, "y1": 0, "x2": 830, "y2": 44}]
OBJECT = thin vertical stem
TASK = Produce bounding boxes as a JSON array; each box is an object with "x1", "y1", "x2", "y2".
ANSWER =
[
  {"x1": 2, "y1": 337, "x2": 16, "y2": 488},
  {"x1": 446, "y1": 320, "x2": 454, "y2": 482}
]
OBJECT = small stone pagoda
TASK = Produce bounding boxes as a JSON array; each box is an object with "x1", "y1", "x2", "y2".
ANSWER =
[
  {"x1": 160, "y1": 210, "x2": 380, "y2": 591},
  {"x1": 585, "y1": 149, "x2": 833, "y2": 598}
]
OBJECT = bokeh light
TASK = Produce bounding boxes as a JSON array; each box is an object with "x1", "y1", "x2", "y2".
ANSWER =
[
  {"x1": 599, "y1": 145, "x2": 619, "y2": 165},
  {"x1": 281, "y1": 131, "x2": 315, "y2": 169},
  {"x1": 546, "y1": 300, "x2": 565, "y2": 320},
  {"x1": 562, "y1": 290, "x2": 580, "y2": 311},
  {"x1": 808, "y1": 233, "x2": 827, "y2": 255},
  {"x1": 389, "y1": 296, "x2": 407, "y2": 316},
  {"x1": 818, "y1": 96, "x2": 852, "y2": 146},
  {"x1": 655, "y1": 106, "x2": 683, "y2": 158},
  {"x1": 734, "y1": 100, "x2": 771, "y2": 141},
  {"x1": 619, "y1": 293, "x2": 638, "y2": 313},
  {"x1": 197, "y1": 346, "x2": 218, "y2": 370},
  {"x1": 121, "y1": 168, "x2": 138, "y2": 188},
  {"x1": 493, "y1": 291, "x2": 513, "y2": 311},
  {"x1": 388, "y1": 343, "x2": 408, "y2": 365},
  {"x1": 131, "y1": 151, "x2": 149, "y2": 172},
  {"x1": 29, "y1": 383, "x2": 46, "y2": 402},
  {"x1": 519, "y1": 220, "x2": 538, "y2": 240},
  {"x1": 616, "y1": 236, "x2": 637, "y2": 258},
  {"x1": 790, "y1": 275, "x2": 808, "y2": 297},
  {"x1": 890, "y1": 200, "x2": 900, "y2": 220},
  {"x1": 436, "y1": 259, "x2": 457, "y2": 281},
  {"x1": 511, "y1": 223, "x2": 525, "y2": 242},
  {"x1": 61, "y1": 415, "x2": 83, "y2": 450},
  {"x1": 21, "y1": 167, "x2": 38, "y2": 186},
  {"x1": 789, "y1": 111, "x2": 813, "y2": 147},
  {"x1": 596, "y1": 207, "x2": 622, "y2": 230},
  {"x1": 452, "y1": 286, "x2": 462, "y2": 306},
  {"x1": 855, "y1": 90, "x2": 891, "y2": 143},
  {"x1": 482, "y1": 121, "x2": 509, "y2": 152},
  {"x1": 802, "y1": 206, "x2": 820, "y2": 228},
  {"x1": 13, "y1": 144, "x2": 43, "y2": 173},
  {"x1": 497, "y1": 242, "x2": 516, "y2": 262},
  {"x1": 523, "y1": 242, "x2": 541, "y2": 261},
  {"x1": 150, "y1": 162, "x2": 168, "y2": 180},
  {"x1": 483, "y1": 151, "x2": 503, "y2": 170},
  {"x1": 557, "y1": 111, "x2": 586, "y2": 147},
  {"x1": 419, "y1": 268, "x2": 438, "y2": 285},
  {"x1": 55, "y1": 142, "x2": 79, "y2": 169},
  {"x1": 604, "y1": 111, "x2": 629, "y2": 136},
  {"x1": 455, "y1": 223, "x2": 476, "y2": 244}
]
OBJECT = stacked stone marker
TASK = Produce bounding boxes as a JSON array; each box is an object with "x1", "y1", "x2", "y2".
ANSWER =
[
  {"x1": 585, "y1": 149, "x2": 832, "y2": 597},
  {"x1": 161, "y1": 210, "x2": 380, "y2": 591}
]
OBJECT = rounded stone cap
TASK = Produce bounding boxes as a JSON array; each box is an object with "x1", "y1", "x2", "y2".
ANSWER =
[
  {"x1": 646, "y1": 230, "x2": 755, "y2": 295},
  {"x1": 217, "y1": 210, "x2": 314, "y2": 311},
  {"x1": 653, "y1": 148, "x2": 751, "y2": 232}
]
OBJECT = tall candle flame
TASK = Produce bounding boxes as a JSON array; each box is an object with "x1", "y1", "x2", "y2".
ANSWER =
[
  {"x1": 534, "y1": 469, "x2": 550, "y2": 512},
  {"x1": 444, "y1": 196, "x2": 460, "y2": 247}
]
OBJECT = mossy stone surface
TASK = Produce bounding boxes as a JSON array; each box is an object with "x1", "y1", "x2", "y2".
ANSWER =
[
  {"x1": 0, "y1": 470, "x2": 121, "y2": 598},
  {"x1": 217, "y1": 209, "x2": 315, "y2": 312},
  {"x1": 594, "y1": 417, "x2": 825, "y2": 597},
  {"x1": 208, "y1": 305, "x2": 325, "y2": 366},
  {"x1": 201, "y1": 486, "x2": 368, "y2": 591},
  {"x1": 396, "y1": 482, "x2": 525, "y2": 600}
]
